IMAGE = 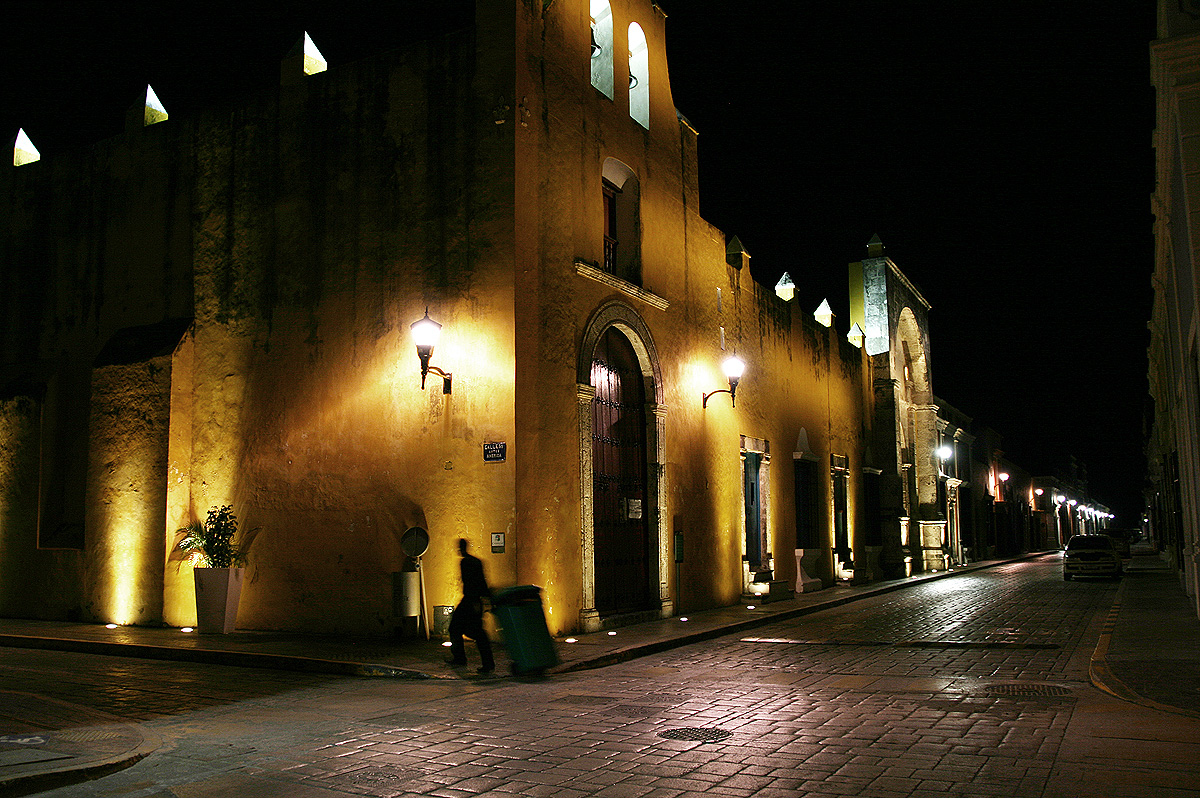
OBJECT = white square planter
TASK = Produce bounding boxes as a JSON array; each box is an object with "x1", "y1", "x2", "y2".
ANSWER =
[{"x1": 194, "y1": 567, "x2": 244, "y2": 634}]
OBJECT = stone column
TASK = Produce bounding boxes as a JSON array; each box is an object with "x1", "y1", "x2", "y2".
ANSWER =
[
  {"x1": 577, "y1": 384, "x2": 600, "y2": 632},
  {"x1": 649, "y1": 402, "x2": 672, "y2": 618},
  {"x1": 913, "y1": 404, "x2": 947, "y2": 571}
]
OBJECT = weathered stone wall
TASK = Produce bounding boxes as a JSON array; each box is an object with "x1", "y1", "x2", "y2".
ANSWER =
[
  {"x1": 174, "y1": 26, "x2": 519, "y2": 635},
  {"x1": 84, "y1": 357, "x2": 174, "y2": 625}
]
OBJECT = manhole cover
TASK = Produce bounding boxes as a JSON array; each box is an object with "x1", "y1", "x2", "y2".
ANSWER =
[
  {"x1": 657, "y1": 727, "x2": 732, "y2": 742},
  {"x1": 985, "y1": 684, "x2": 1071, "y2": 697}
]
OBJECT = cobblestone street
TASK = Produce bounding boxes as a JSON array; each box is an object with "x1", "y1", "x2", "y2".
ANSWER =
[{"x1": 5, "y1": 555, "x2": 1198, "y2": 797}]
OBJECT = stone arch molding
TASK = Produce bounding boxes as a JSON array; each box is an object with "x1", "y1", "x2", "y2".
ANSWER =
[
  {"x1": 895, "y1": 306, "x2": 930, "y2": 404},
  {"x1": 576, "y1": 300, "x2": 670, "y2": 631},
  {"x1": 577, "y1": 300, "x2": 663, "y2": 400}
]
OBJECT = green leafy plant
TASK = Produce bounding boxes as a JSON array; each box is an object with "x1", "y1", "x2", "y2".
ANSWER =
[{"x1": 176, "y1": 505, "x2": 251, "y2": 568}]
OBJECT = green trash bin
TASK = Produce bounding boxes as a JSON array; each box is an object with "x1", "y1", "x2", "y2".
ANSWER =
[{"x1": 492, "y1": 585, "x2": 559, "y2": 675}]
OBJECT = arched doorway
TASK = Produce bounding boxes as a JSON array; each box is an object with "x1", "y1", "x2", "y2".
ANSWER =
[
  {"x1": 576, "y1": 301, "x2": 668, "y2": 632},
  {"x1": 591, "y1": 327, "x2": 652, "y2": 614}
]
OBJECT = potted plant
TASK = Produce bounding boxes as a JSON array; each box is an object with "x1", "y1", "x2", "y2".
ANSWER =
[{"x1": 176, "y1": 505, "x2": 252, "y2": 634}]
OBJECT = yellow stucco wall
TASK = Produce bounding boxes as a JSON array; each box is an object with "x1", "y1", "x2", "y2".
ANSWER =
[{"x1": 1, "y1": 0, "x2": 876, "y2": 637}]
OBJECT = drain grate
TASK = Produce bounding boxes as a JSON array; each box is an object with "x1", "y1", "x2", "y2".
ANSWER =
[
  {"x1": 341, "y1": 767, "x2": 413, "y2": 785},
  {"x1": 902, "y1": 641, "x2": 1061, "y2": 650},
  {"x1": 985, "y1": 683, "x2": 1071, "y2": 697},
  {"x1": 657, "y1": 727, "x2": 732, "y2": 743},
  {"x1": 553, "y1": 694, "x2": 614, "y2": 705},
  {"x1": 55, "y1": 730, "x2": 123, "y2": 743},
  {"x1": 602, "y1": 704, "x2": 660, "y2": 717}
]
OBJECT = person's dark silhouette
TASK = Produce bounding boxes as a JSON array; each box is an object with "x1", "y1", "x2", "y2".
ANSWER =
[{"x1": 447, "y1": 538, "x2": 495, "y2": 673}]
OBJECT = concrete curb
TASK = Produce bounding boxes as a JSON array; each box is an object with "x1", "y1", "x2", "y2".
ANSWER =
[
  {"x1": 0, "y1": 634, "x2": 437, "y2": 681},
  {"x1": 0, "y1": 554, "x2": 1053, "y2": 682},
  {"x1": 0, "y1": 692, "x2": 161, "y2": 798},
  {"x1": 553, "y1": 553, "x2": 1054, "y2": 674}
]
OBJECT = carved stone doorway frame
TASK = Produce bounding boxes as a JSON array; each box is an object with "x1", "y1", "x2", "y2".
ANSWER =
[{"x1": 577, "y1": 301, "x2": 669, "y2": 632}]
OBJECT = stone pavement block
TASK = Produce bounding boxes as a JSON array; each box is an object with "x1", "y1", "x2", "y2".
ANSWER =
[
  {"x1": 171, "y1": 773, "x2": 350, "y2": 797},
  {"x1": 833, "y1": 762, "x2": 888, "y2": 780},
  {"x1": 869, "y1": 775, "x2": 924, "y2": 792},
  {"x1": 914, "y1": 766, "x2": 983, "y2": 781},
  {"x1": 815, "y1": 777, "x2": 874, "y2": 795},
  {"x1": 914, "y1": 779, "x2": 954, "y2": 792}
]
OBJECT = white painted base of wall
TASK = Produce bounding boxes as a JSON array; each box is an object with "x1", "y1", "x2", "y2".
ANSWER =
[{"x1": 795, "y1": 549, "x2": 825, "y2": 593}]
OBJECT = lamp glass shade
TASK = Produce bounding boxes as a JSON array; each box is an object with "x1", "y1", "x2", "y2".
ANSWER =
[
  {"x1": 410, "y1": 313, "x2": 442, "y2": 348},
  {"x1": 722, "y1": 356, "x2": 746, "y2": 380},
  {"x1": 935, "y1": 446, "x2": 953, "y2": 460}
]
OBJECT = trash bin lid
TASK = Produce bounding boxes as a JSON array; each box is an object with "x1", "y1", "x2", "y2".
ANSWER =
[{"x1": 493, "y1": 585, "x2": 542, "y2": 604}]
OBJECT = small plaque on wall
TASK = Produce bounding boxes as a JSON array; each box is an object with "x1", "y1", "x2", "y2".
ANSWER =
[{"x1": 483, "y1": 442, "x2": 506, "y2": 462}]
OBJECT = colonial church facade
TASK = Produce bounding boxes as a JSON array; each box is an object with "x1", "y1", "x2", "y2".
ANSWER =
[{"x1": 2, "y1": 0, "x2": 979, "y2": 637}]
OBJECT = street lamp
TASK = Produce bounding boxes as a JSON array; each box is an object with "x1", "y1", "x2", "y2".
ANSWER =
[
  {"x1": 410, "y1": 308, "x2": 452, "y2": 394},
  {"x1": 702, "y1": 356, "x2": 745, "y2": 408}
]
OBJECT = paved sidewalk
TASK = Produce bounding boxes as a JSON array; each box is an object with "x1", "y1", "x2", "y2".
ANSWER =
[
  {"x1": 1089, "y1": 544, "x2": 1200, "y2": 719},
  {"x1": 1, "y1": 547, "x2": 1196, "y2": 795}
]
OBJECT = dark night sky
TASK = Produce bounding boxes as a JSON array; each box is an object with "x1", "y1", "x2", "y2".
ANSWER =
[{"x1": 1, "y1": 2, "x2": 1157, "y2": 522}]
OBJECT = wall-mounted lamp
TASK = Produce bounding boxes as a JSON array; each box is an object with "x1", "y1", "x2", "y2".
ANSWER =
[
  {"x1": 998, "y1": 472, "x2": 1010, "y2": 482},
  {"x1": 1034, "y1": 488, "x2": 1044, "y2": 496},
  {"x1": 936, "y1": 445, "x2": 953, "y2": 460},
  {"x1": 410, "y1": 308, "x2": 452, "y2": 394},
  {"x1": 702, "y1": 356, "x2": 745, "y2": 408}
]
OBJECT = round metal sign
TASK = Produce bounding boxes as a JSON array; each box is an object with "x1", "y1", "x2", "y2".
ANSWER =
[{"x1": 400, "y1": 527, "x2": 430, "y2": 558}]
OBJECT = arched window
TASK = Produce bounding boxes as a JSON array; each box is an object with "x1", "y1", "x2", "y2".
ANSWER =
[
  {"x1": 628, "y1": 23, "x2": 649, "y2": 128},
  {"x1": 602, "y1": 158, "x2": 641, "y2": 285},
  {"x1": 590, "y1": 0, "x2": 614, "y2": 99}
]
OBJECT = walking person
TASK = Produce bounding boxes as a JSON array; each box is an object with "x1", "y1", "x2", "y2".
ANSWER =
[{"x1": 447, "y1": 538, "x2": 495, "y2": 673}]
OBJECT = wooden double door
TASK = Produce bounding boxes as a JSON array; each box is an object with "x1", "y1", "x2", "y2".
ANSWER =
[{"x1": 590, "y1": 327, "x2": 653, "y2": 616}]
